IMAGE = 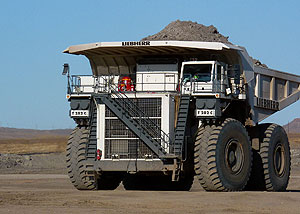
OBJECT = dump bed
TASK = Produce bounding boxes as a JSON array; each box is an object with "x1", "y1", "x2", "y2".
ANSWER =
[
  {"x1": 64, "y1": 40, "x2": 300, "y2": 124},
  {"x1": 252, "y1": 65, "x2": 300, "y2": 122}
]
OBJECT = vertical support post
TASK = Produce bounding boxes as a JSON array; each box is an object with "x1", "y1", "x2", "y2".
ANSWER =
[
  {"x1": 270, "y1": 77, "x2": 276, "y2": 100},
  {"x1": 284, "y1": 80, "x2": 290, "y2": 98},
  {"x1": 255, "y1": 74, "x2": 261, "y2": 97},
  {"x1": 97, "y1": 104, "x2": 106, "y2": 157}
]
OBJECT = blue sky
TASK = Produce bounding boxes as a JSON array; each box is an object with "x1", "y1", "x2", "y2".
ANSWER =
[{"x1": 0, "y1": 0, "x2": 299, "y2": 129}]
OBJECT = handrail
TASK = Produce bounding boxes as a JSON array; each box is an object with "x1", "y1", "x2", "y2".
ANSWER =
[
  {"x1": 70, "y1": 73, "x2": 180, "y2": 94},
  {"x1": 96, "y1": 76, "x2": 171, "y2": 153}
]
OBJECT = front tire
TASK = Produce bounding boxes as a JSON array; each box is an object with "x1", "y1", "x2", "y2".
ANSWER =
[
  {"x1": 66, "y1": 126, "x2": 123, "y2": 190},
  {"x1": 194, "y1": 119, "x2": 252, "y2": 191},
  {"x1": 66, "y1": 127, "x2": 96, "y2": 190}
]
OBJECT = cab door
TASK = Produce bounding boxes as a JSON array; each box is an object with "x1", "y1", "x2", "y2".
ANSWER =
[
  {"x1": 181, "y1": 73, "x2": 192, "y2": 95},
  {"x1": 213, "y1": 63, "x2": 222, "y2": 93}
]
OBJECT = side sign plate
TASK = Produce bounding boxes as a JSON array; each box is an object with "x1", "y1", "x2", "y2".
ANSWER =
[
  {"x1": 70, "y1": 110, "x2": 89, "y2": 117},
  {"x1": 254, "y1": 97, "x2": 279, "y2": 111},
  {"x1": 195, "y1": 109, "x2": 215, "y2": 117}
]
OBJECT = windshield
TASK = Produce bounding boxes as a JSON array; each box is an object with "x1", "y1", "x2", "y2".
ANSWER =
[{"x1": 183, "y1": 64, "x2": 212, "y2": 82}]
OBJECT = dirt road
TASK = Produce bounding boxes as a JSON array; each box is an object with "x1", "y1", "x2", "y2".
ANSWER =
[
  {"x1": 1, "y1": 171, "x2": 300, "y2": 214},
  {"x1": 0, "y1": 135, "x2": 299, "y2": 213}
]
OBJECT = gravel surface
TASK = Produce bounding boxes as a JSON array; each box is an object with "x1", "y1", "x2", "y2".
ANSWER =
[
  {"x1": 1, "y1": 148, "x2": 300, "y2": 174},
  {"x1": 0, "y1": 153, "x2": 66, "y2": 174},
  {"x1": 142, "y1": 20, "x2": 231, "y2": 44},
  {"x1": 142, "y1": 20, "x2": 268, "y2": 67},
  {"x1": 291, "y1": 149, "x2": 300, "y2": 167},
  {"x1": 0, "y1": 173, "x2": 300, "y2": 214}
]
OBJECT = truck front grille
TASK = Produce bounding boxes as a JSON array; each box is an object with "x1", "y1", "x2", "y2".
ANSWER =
[
  {"x1": 104, "y1": 98, "x2": 161, "y2": 159},
  {"x1": 105, "y1": 98, "x2": 161, "y2": 117}
]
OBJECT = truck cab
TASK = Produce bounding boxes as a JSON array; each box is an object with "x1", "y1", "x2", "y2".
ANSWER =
[{"x1": 180, "y1": 61, "x2": 224, "y2": 96}]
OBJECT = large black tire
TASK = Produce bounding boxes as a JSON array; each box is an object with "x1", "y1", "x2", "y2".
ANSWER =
[
  {"x1": 66, "y1": 127, "x2": 96, "y2": 190},
  {"x1": 194, "y1": 119, "x2": 252, "y2": 191},
  {"x1": 66, "y1": 126, "x2": 123, "y2": 190},
  {"x1": 249, "y1": 124, "x2": 290, "y2": 191},
  {"x1": 194, "y1": 125, "x2": 214, "y2": 190},
  {"x1": 261, "y1": 124, "x2": 291, "y2": 191}
]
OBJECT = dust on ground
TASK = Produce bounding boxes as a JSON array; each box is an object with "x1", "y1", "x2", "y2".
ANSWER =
[{"x1": 0, "y1": 173, "x2": 300, "y2": 214}]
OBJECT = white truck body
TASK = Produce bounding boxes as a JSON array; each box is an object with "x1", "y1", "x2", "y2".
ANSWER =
[
  {"x1": 64, "y1": 40, "x2": 299, "y2": 192},
  {"x1": 65, "y1": 40, "x2": 300, "y2": 124}
]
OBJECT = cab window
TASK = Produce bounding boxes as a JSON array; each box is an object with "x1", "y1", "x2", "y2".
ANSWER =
[{"x1": 183, "y1": 64, "x2": 212, "y2": 82}]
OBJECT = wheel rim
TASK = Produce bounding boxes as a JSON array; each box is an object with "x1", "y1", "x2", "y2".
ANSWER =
[
  {"x1": 273, "y1": 143, "x2": 285, "y2": 177},
  {"x1": 225, "y1": 139, "x2": 244, "y2": 174}
]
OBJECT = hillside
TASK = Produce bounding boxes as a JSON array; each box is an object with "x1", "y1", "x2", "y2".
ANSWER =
[
  {"x1": 284, "y1": 118, "x2": 300, "y2": 133},
  {"x1": 0, "y1": 127, "x2": 73, "y2": 140},
  {"x1": 0, "y1": 127, "x2": 73, "y2": 154}
]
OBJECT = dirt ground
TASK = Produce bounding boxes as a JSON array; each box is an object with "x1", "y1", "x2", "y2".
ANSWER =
[
  {"x1": 0, "y1": 168, "x2": 299, "y2": 214},
  {"x1": 0, "y1": 134, "x2": 299, "y2": 213}
]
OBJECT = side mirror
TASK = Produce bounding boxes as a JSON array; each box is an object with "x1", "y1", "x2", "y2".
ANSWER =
[{"x1": 62, "y1": 63, "x2": 69, "y2": 75}]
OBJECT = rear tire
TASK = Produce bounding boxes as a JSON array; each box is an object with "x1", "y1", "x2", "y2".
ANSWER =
[
  {"x1": 194, "y1": 119, "x2": 252, "y2": 191},
  {"x1": 260, "y1": 124, "x2": 290, "y2": 191},
  {"x1": 246, "y1": 124, "x2": 291, "y2": 191}
]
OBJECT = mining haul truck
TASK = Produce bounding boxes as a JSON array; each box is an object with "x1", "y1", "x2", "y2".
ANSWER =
[{"x1": 63, "y1": 41, "x2": 300, "y2": 191}]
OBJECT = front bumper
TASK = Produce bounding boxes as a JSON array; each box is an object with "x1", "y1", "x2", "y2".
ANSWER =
[{"x1": 84, "y1": 159, "x2": 174, "y2": 173}]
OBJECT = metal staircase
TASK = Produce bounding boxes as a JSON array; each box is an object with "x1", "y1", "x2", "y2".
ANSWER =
[
  {"x1": 94, "y1": 85, "x2": 172, "y2": 158},
  {"x1": 87, "y1": 102, "x2": 97, "y2": 160},
  {"x1": 174, "y1": 94, "x2": 190, "y2": 157}
]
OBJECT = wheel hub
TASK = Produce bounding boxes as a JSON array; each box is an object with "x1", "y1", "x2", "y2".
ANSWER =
[
  {"x1": 225, "y1": 139, "x2": 244, "y2": 174},
  {"x1": 229, "y1": 151, "x2": 236, "y2": 164},
  {"x1": 274, "y1": 143, "x2": 285, "y2": 177}
]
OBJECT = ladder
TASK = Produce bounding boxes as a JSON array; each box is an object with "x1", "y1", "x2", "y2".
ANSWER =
[
  {"x1": 174, "y1": 94, "x2": 190, "y2": 157},
  {"x1": 87, "y1": 102, "x2": 97, "y2": 160}
]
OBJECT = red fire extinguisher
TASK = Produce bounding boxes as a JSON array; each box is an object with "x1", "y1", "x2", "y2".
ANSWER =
[{"x1": 118, "y1": 76, "x2": 134, "y2": 91}]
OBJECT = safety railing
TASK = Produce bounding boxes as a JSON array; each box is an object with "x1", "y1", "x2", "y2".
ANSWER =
[
  {"x1": 97, "y1": 76, "x2": 172, "y2": 154},
  {"x1": 69, "y1": 75, "x2": 96, "y2": 94},
  {"x1": 68, "y1": 73, "x2": 246, "y2": 100},
  {"x1": 93, "y1": 73, "x2": 179, "y2": 93},
  {"x1": 180, "y1": 74, "x2": 246, "y2": 96}
]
